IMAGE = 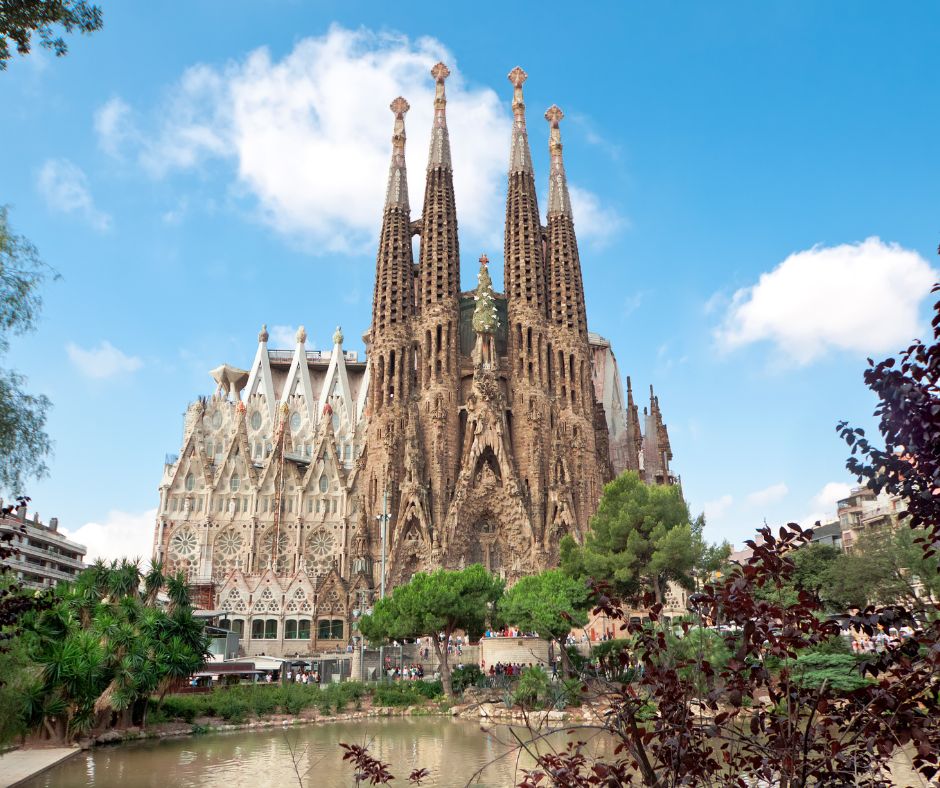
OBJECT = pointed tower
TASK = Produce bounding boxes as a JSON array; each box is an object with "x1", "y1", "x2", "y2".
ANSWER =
[
  {"x1": 414, "y1": 63, "x2": 462, "y2": 534},
  {"x1": 542, "y1": 104, "x2": 609, "y2": 538},
  {"x1": 362, "y1": 97, "x2": 416, "y2": 542},
  {"x1": 624, "y1": 376, "x2": 642, "y2": 473},
  {"x1": 502, "y1": 67, "x2": 552, "y2": 541},
  {"x1": 642, "y1": 385, "x2": 674, "y2": 485},
  {"x1": 545, "y1": 105, "x2": 587, "y2": 342}
]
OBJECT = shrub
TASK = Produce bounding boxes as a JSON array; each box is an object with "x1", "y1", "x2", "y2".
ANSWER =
[
  {"x1": 450, "y1": 665, "x2": 483, "y2": 694},
  {"x1": 212, "y1": 692, "x2": 251, "y2": 723},
  {"x1": 372, "y1": 682, "x2": 438, "y2": 707},
  {"x1": 159, "y1": 694, "x2": 202, "y2": 723},
  {"x1": 512, "y1": 666, "x2": 549, "y2": 708},
  {"x1": 791, "y1": 653, "x2": 873, "y2": 693}
]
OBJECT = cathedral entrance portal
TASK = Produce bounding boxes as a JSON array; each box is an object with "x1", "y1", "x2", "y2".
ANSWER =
[{"x1": 468, "y1": 520, "x2": 504, "y2": 577}]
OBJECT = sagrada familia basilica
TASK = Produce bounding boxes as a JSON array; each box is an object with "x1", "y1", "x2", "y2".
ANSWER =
[{"x1": 152, "y1": 65, "x2": 676, "y2": 655}]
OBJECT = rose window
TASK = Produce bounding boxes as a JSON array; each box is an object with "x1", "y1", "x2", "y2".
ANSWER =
[
  {"x1": 212, "y1": 529, "x2": 244, "y2": 581},
  {"x1": 169, "y1": 528, "x2": 198, "y2": 559},
  {"x1": 305, "y1": 529, "x2": 335, "y2": 575},
  {"x1": 258, "y1": 531, "x2": 290, "y2": 573}
]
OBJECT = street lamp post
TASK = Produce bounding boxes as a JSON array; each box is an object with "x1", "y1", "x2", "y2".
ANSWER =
[{"x1": 376, "y1": 489, "x2": 389, "y2": 682}]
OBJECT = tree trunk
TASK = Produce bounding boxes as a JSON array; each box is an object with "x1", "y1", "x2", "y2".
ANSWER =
[
  {"x1": 558, "y1": 639, "x2": 572, "y2": 679},
  {"x1": 431, "y1": 633, "x2": 453, "y2": 698}
]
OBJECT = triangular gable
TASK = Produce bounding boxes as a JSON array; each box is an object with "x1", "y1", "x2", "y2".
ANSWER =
[
  {"x1": 281, "y1": 329, "x2": 317, "y2": 426},
  {"x1": 318, "y1": 332, "x2": 356, "y2": 431},
  {"x1": 244, "y1": 328, "x2": 276, "y2": 421}
]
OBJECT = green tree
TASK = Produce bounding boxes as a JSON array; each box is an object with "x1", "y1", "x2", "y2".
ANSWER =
[
  {"x1": 690, "y1": 512, "x2": 732, "y2": 590},
  {"x1": 561, "y1": 471, "x2": 695, "y2": 604},
  {"x1": 359, "y1": 564, "x2": 502, "y2": 698},
  {"x1": 18, "y1": 559, "x2": 208, "y2": 742},
  {"x1": 822, "y1": 526, "x2": 939, "y2": 613},
  {"x1": 499, "y1": 569, "x2": 590, "y2": 678},
  {"x1": 0, "y1": 207, "x2": 56, "y2": 494},
  {"x1": 0, "y1": 1, "x2": 102, "y2": 69}
]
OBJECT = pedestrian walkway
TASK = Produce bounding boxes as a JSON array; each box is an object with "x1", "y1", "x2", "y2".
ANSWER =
[{"x1": 0, "y1": 747, "x2": 78, "y2": 787}]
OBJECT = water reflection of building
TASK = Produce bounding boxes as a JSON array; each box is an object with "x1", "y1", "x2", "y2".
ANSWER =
[{"x1": 152, "y1": 65, "x2": 677, "y2": 658}]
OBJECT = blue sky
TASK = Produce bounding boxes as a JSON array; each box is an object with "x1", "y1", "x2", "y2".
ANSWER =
[{"x1": 1, "y1": 2, "x2": 938, "y2": 561}]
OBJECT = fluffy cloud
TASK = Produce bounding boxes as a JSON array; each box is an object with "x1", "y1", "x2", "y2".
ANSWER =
[
  {"x1": 96, "y1": 26, "x2": 619, "y2": 253},
  {"x1": 37, "y1": 159, "x2": 112, "y2": 231},
  {"x1": 703, "y1": 494, "x2": 733, "y2": 521},
  {"x1": 716, "y1": 237, "x2": 936, "y2": 364},
  {"x1": 745, "y1": 482, "x2": 789, "y2": 507},
  {"x1": 268, "y1": 324, "x2": 300, "y2": 348},
  {"x1": 569, "y1": 185, "x2": 628, "y2": 248},
  {"x1": 66, "y1": 340, "x2": 143, "y2": 379},
  {"x1": 94, "y1": 97, "x2": 135, "y2": 157},
  {"x1": 812, "y1": 481, "x2": 853, "y2": 512},
  {"x1": 62, "y1": 508, "x2": 157, "y2": 564}
]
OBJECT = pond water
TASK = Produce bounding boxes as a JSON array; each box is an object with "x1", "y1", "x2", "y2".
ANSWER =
[{"x1": 23, "y1": 718, "x2": 609, "y2": 788}]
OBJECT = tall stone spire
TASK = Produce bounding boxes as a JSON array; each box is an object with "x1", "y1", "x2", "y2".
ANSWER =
[
  {"x1": 419, "y1": 63, "x2": 460, "y2": 309},
  {"x1": 508, "y1": 66, "x2": 534, "y2": 175},
  {"x1": 414, "y1": 63, "x2": 461, "y2": 534},
  {"x1": 545, "y1": 104, "x2": 586, "y2": 338},
  {"x1": 384, "y1": 97, "x2": 410, "y2": 211},
  {"x1": 624, "y1": 376, "x2": 642, "y2": 472},
  {"x1": 545, "y1": 105, "x2": 573, "y2": 218},
  {"x1": 503, "y1": 66, "x2": 547, "y2": 316},
  {"x1": 427, "y1": 62, "x2": 452, "y2": 171},
  {"x1": 372, "y1": 97, "x2": 415, "y2": 337}
]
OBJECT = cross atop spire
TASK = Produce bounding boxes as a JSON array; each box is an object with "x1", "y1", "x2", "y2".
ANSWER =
[
  {"x1": 507, "y1": 66, "x2": 533, "y2": 174},
  {"x1": 545, "y1": 104, "x2": 572, "y2": 217},
  {"x1": 427, "y1": 63, "x2": 452, "y2": 170},
  {"x1": 479, "y1": 253, "x2": 489, "y2": 266},
  {"x1": 385, "y1": 97, "x2": 410, "y2": 210}
]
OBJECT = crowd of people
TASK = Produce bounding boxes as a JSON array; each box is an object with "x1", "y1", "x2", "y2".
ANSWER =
[{"x1": 850, "y1": 626, "x2": 914, "y2": 654}]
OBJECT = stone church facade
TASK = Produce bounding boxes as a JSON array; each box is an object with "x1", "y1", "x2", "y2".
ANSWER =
[{"x1": 153, "y1": 65, "x2": 675, "y2": 656}]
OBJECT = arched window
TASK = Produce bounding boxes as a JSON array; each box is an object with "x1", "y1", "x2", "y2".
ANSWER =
[
  {"x1": 298, "y1": 619, "x2": 311, "y2": 639},
  {"x1": 251, "y1": 619, "x2": 264, "y2": 639},
  {"x1": 231, "y1": 619, "x2": 244, "y2": 636},
  {"x1": 319, "y1": 475, "x2": 329, "y2": 493},
  {"x1": 285, "y1": 620, "x2": 297, "y2": 639},
  {"x1": 219, "y1": 618, "x2": 231, "y2": 630},
  {"x1": 230, "y1": 475, "x2": 240, "y2": 493},
  {"x1": 185, "y1": 473, "x2": 195, "y2": 491},
  {"x1": 264, "y1": 619, "x2": 278, "y2": 639}
]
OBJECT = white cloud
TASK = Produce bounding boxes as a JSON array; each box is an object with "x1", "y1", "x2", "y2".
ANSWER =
[
  {"x1": 62, "y1": 508, "x2": 157, "y2": 565},
  {"x1": 37, "y1": 159, "x2": 112, "y2": 231},
  {"x1": 96, "y1": 26, "x2": 617, "y2": 253},
  {"x1": 798, "y1": 481, "x2": 854, "y2": 528},
  {"x1": 66, "y1": 340, "x2": 143, "y2": 379},
  {"x1": 568, "y1": 185, "x2": 628, "y2": 247},
  {"x1": 703, "y1": 494, "x2": 733, "y2": 522},
  {"x1": 268, "y1": 324, "x2": 300, "y2": 348},
  {"x1": 716, "y1": 237, "x2": 936, "y2": 364},
  {"x1": 745, "y1": 482, "x2": 789, "y2": 507},
  {"x1": 812, "y1": 481, "x2": 852, "y2": 512},
  {"x1": 94, "y1": 97, "x2": 135, "y2": 157}
]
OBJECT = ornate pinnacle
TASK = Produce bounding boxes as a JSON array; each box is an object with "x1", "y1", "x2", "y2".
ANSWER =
[
  {"x1": 545, "y1": 104, "x2": 571, "y2": 217},
  {"x1": 431, "y1": 62, "x2": 450, "y2": 106},
  {"x1": 545, "y1": 104, "x2": 564, "y2": 153},
  {"x1": 296, "y1": 325, "x2": 307, "y2": 344},
  {"x1": 390, "y1": 96, "x2": 410, "y2": 152},
  {"x1": 508, "y1": 66, "x2": 528, "y2": 119},
  {"x1": 333, "y1": 325, "x2": 344, "y2": 346},
  {"x1": 259, "y1": 323, "x2": 269, "y2": 343}
]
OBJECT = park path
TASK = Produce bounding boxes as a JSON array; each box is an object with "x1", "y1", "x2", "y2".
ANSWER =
[{"x1": 0, "y1": 747, "x2": 78, "y2": 787}]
